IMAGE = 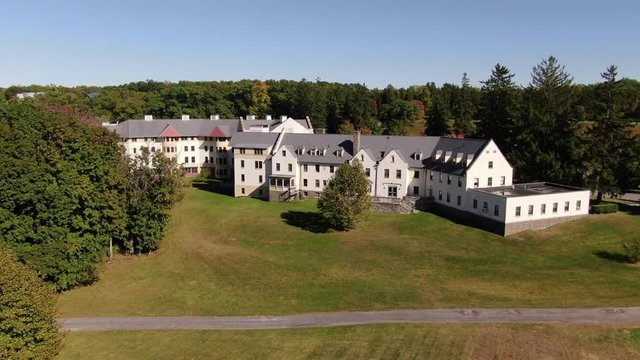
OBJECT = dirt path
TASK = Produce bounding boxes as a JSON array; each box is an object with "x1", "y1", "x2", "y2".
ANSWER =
[{"x1": 60, "y1": 307, "x2": 640, "y2": 331}]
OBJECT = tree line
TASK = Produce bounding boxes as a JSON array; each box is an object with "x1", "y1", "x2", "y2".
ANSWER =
[{"x1": 4, "y1": 56, "x2": 639, "y2": 196}]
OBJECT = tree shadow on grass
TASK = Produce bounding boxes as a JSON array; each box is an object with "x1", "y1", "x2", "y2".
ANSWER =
[
  {"x1": 594, "y1": 250, "x2": 631, "y2": 264},
  {"x1": 191, "y1": 179, "x2": 234, "y2": 197},
  {"x1": 280, "y1": 211, "x2": 330, "y2": 234}
]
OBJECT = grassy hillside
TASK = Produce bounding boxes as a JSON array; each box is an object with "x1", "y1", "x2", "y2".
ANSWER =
[{"x1": 59, "y1": 187, "x2": 640, "y2": 316}]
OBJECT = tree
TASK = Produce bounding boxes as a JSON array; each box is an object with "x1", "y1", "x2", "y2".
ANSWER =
[
  {"x1": 511, "y1": 56, "x2": 579, "y2": 183},
  {"x1": 248, "y1": 80, "x2": 271, "y2": 116},
  {"x1": 582, "y1": 65, "x2": 640, "y2": 201},
  {"x1": 0, "y1": 250, "x2": 61, "y2": 359},
  {"x1": 125, "y1": 148, "x2": 184, "y2": 253},
  {"x1": 380, "y1": 99, "x2": 420, "y2": 135},
  {"x1": 622, "y1": 238, "x2": 640, "y2": 263},
  {"x1": 479, "y1": 63, "x2": 520, "y2": 154},
  {"x1": 426, "y1": 93, "x2": 453, "y2": 136},
  {"x1": 0, "y1": 101, "x2": 127, "y2": 290},
  {"x1": 317, "y1": 161, "x2": 372, "y2": 231},
  {"x1": 452, "y1": 73, "x2": 477, "y2": 136}
]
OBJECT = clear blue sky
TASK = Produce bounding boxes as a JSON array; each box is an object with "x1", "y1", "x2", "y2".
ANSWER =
[{"x1": 1, "y1": 0, "x2": 638, "y2": 88}]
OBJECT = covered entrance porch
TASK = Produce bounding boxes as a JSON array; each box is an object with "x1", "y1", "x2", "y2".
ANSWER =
[{"x1": 268, "y1": 174, "x2": 297, "y2": 202}]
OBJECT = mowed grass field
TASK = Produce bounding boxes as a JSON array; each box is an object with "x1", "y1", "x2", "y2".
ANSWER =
[
  {"x1": 59, "y1": 187, "x2": 640, "y2": 317},
  {"x1": 59, "y1": 325, "x2": 640, "y2": 360}
]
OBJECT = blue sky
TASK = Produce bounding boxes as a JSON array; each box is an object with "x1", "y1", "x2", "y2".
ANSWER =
[{"x1": 0, "y1": 0, "x2": 638, "y2": 88}]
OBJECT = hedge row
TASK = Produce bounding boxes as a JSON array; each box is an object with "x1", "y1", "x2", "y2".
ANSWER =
[{"x1": 591, "y1": 203, "x2": 618, "y2": 214}]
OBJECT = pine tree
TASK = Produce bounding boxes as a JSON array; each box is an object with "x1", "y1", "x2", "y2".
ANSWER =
[
  {"x1": 479, "y1": 63, "x2": 520, "y2": 154},
  {"x1": 426, "y1": 93, "x2": 453, "y2": 136},
  {"x1": 453, "y1": 73, "x2": 477, "y2": 136}
]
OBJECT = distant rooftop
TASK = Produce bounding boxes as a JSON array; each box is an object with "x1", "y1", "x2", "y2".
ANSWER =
[{"x1": 472, "y1": 182, "x2": 587, "y2": 198}]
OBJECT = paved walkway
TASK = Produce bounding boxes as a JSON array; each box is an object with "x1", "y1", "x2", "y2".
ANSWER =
[{"x1": 61, "y1": 307, "x2": 640, "y2": 331}]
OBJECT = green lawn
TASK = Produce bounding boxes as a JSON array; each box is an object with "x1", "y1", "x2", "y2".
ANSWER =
[
  {"x1": 59, "y1": 325, "x2": 640, "y2": 360},
  {"x1": 59, "y1": 187, "x2": 640, "y2": 317}
]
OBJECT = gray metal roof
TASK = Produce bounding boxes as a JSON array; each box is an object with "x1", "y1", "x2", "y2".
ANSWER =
[
  {"x1": 280, "y1": 133, "x2": 353, "y2": 165},
  {"x1": 107, "y1": 119, "x2": 241, "y2": 138},
  {"x1": 228, "y1": 132, "x2": 280, "y2": 149}
]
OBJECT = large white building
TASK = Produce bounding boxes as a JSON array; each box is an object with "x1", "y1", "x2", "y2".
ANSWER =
[
  {"x1": 230, "y1": 131, "x2": 590, "y2": 236},
  {"x1": 104, "y1": 116, "x2": 590, "y2": 236},
  {"x1": 104, "y1": 115, "x2": 313, "y2": 177}
]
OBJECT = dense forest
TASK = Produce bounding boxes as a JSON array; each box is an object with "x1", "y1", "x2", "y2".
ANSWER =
[{"x1": 2, "y1": 56, "x2": 640, "y2": 194}]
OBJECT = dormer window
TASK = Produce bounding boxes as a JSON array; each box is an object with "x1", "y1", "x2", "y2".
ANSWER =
[
  {"x1": 415, "y1": 152, "x2": 422, "y2": 160},
  {"x1": 380, "y1": 151, "x2": 385, "y2": 158},
  {"x1": 337, "y1": 149, "x2": 344, "y2": 157}
]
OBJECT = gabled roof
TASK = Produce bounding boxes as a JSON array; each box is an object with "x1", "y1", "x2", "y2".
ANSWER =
[
  {"x1": 159, "y1": 124, "x2": 180, "y2": 138},
  {"x1": 228, "y1": 132, "x2": 280, "y2": 149},
  {"x1": 209, "y1": 126, "x2": 228, "y2": 138}
]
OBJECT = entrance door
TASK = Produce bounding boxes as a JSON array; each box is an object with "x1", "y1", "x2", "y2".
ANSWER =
[{"x1": 388, "y1": 186, "x2": 398, "y2": 197}]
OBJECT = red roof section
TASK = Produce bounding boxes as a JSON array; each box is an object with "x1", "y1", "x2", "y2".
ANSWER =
[
  {"x1": 209, "y1": 127, "x2": 227, "y2": 137},
  {"x1": 159, "y1": 125, "x2": 180, "y2": 138}
]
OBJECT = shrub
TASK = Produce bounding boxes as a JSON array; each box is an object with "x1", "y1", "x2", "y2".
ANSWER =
[
  {"x1": 622, "y1": 239, "x2": 640, "y2": 263},
  {"x1": 591, "y1": 203, "x2": 618, "y2": 214},
  {"x1": 0, "y1": 250, "x2": 61, "y2": 359}
]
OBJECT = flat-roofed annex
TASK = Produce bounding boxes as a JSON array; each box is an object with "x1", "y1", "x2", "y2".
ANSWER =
[{"x1": 473, "y1": 182, "x2": 587, "y2": 197}]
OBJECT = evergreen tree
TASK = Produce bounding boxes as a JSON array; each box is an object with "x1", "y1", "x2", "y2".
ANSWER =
[
  {"x1": 453, "y1": 73, "x2": 477, "y2": 136},
  {"x1": 317, "y1": 161, "x2": 372, "y2": 231},
  {"x1": 479, "y1": 63, "x2": 520, "y2": 154},
  {"x1": 582, "y1": 65, "x2": 640, "y2": 201},
  {"x1": 426, "y1": 93, "x2": 453, "y2": 136},
  {"x1": 511, "y1": 56, "x2": 579, "y2": 183}
]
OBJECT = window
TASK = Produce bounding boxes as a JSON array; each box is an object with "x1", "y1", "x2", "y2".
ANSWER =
[
  {"x1": 241, "y1": 188, "x2": 245, "y2": 194},
  {"x1": 541, "y1": 204, "x2": 546, "y2": 214},
  {"x1": 457, "y1": 177, "x2": 462, "y2": 187},
  {"x1": 528, "y1": 205, "x2": 534, "y2": 215},
  {"x1": 241, "y1": 174, "x2": 245, "y2": 182},
  {"x1": 396, "y1": 170, "x2": 401, "y2": 179},
  {"x1": 494, "y1": 205, "x2": 499, "y2": 216},
  {"x1": 564, "y1": 201, "x2": 570, "y2": 212},
  {"x1": 487, "y1": 177, "x2": 493, "y2": 186},
  {"x1": 439, "y1": 173, "x2": 443, "y2": 183},
  {"x1": 365, "y1": 168, "x2": 370, "y2": 177},
  {"x1": 446, "y1": 192, "x2": 450, "y2": 203},
  {"x1": 384, "y1": 169, "x2": 389, "y2": 178},
  {"x1": 488, "y1": 161, "x2": 494, "y2": 169},
  {"x1": 429, "y1": 172, "x2": 434, "y2": 181},
  {"x1": 204, "y1": 146, "x2": 208, "y2": 151},
  {"x1": 191, "y1": 156, "x2": 195, "y2": 163},
  {"x1": 323, "y1": 180, "x2": 327, "y2": 186},
  {"x1": 303, "y1": 179, "x2": 308, "y2": 187},
  {"x1": 133, "y1": 148, "x2": 137, "y2": 154},
  {"x1": 576, "y1": 200, "x2": 581, "y2": 211},
  {"x1": 239, "y1": 148, "x2": 246, "y2": 154},
  {"x1": 414, "y1": 171, "x2": 419, "y2": 179},
  {"x1": 184, "y1": 157, "x2": 188, "y2": 163},
  {"x1": 184, "y1": 146, "x2": 188, "y2": 151},
  {"x1": 303, "y1": 164, "x2": 308, "y2": 172},
  {"x1": 288, "y1": 164, "x2": 293, "y2": 172},
  {"x1": 447, "y1": 175, "x2": 452, "y2": 185},
  {"x1": 500, "y1": 176, "x2": 506, "y2": 186},
  {"x1": 456, "y1": 195, "x2": 461, "y2": 206},
  {"x1": 515, "y1": 206, "x2": 521, "y2": 217},
  {"x1": 255, "y1": 161, "x2": 263, "y2": 169},
  {"x1": 330, "y1": 166, "x2": 335, "y2": 173},
  {"x1": 259, "y1": 175, "x2": 263, "y2": 183},
  {"x1": 315, "y1": 179, "x2": 320, "y2": 188},
  {"x1": 438, "y1": 191, "x2": 442, "y2": 201},
  {"x1": 315, "y1": 165, "x2": 320, "y2": 172},
  {"x1": 276, "y1": 163, "x2": 280, "y2": 171},
  {"x1": 553, "y1": 203, "x2": 558, "y2": 213},
  {"x1": 391, "y1": 155, "x2": 395, "y2": 163},
  {"x1": 473, "y1": 178, "x2": 479, "y2": 188},
  {"x1": 255, "y1": 149, "x2": 264, "y2": 155},
  {"x1": 282, "y1": 150, "x2": 286, "y2": 157},
  {"x1": 483, "y1": 202, "x2": 489, "y2": 212},
  {"x1": 473, "y1": 199, "x2": 478, "y2": 209},
  {"x1": 413, "y1": 186, "x2": 419, "y2": 195},
  {"x1": 191, "y1": 146, "x2": 195, "y2": 151},
  {"x1": 144, "y1": 137, "x2": 148, "y2": 141},
  {"x1": 388, "y1": 186, "x2": 398, "y2": 197},
  {"x1": 240, "y1": 160, "x2": 245, "y2": 168},
  {"x1": 205, "y1": 157, "x2": 209, "y2": 163}
]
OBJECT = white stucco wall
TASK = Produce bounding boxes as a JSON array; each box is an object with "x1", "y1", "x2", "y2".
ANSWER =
[
  {"x1": 375, "y1": 150, "x2": 408, "y2": 198},
  {"x1": 503, "y1": 190, "x2": 590, "y2": 223},
  {"x1": 466, "y1": 140, "x2": 513, "y2": 189},
  {"x1": 233, "y1": 148, "x2": 271, "y2": 197}
]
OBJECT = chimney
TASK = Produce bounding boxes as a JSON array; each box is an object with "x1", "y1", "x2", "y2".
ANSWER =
[
  {"x1": 280, "y1": 115, "x2": 288, "y2": 121},
  {"x1": 210, "y1": 114, "x2": 220, "y2": 120},
  {"x1": 265, "y1": 115, "x2": 272, "y2": 120},
  {"x1": 353, "y1": 130, "x2": 361, "y2": 154},
  {"x1": 314, "y1": 128, "x2": 326, "y2": 134},
  {"x1": 144, "y1": 114, "x2": 153, "y2": 121},
  {"x1": 246, "y1": 115, "x2": 255, "y2": 120},
  {"x1": 181, "y1": 114, "x2": 190, "y2": 121}
]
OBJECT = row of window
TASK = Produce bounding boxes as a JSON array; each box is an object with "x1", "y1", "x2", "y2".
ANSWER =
[
  {"x1": 238, "y1": 148, "x2": 264, "y2": 155},
  {"x1": 239, "y1": 160, "x2": 263, "y2": 169},
  {"x1": 132, "y1": 146, "x2": 156, "y2": 154},
  {"x1": 186, "y1": 157, "x2": 228, "y2": 165},
  {"x1": 515, "y1": 201, "x2": 581, "y2": 217},
  {"x1": 302, "y1": 164, "x2": 336, "y2": 173},
  {"x1": 302, "y1": 179, "x2": 328, "y2": 188}
]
